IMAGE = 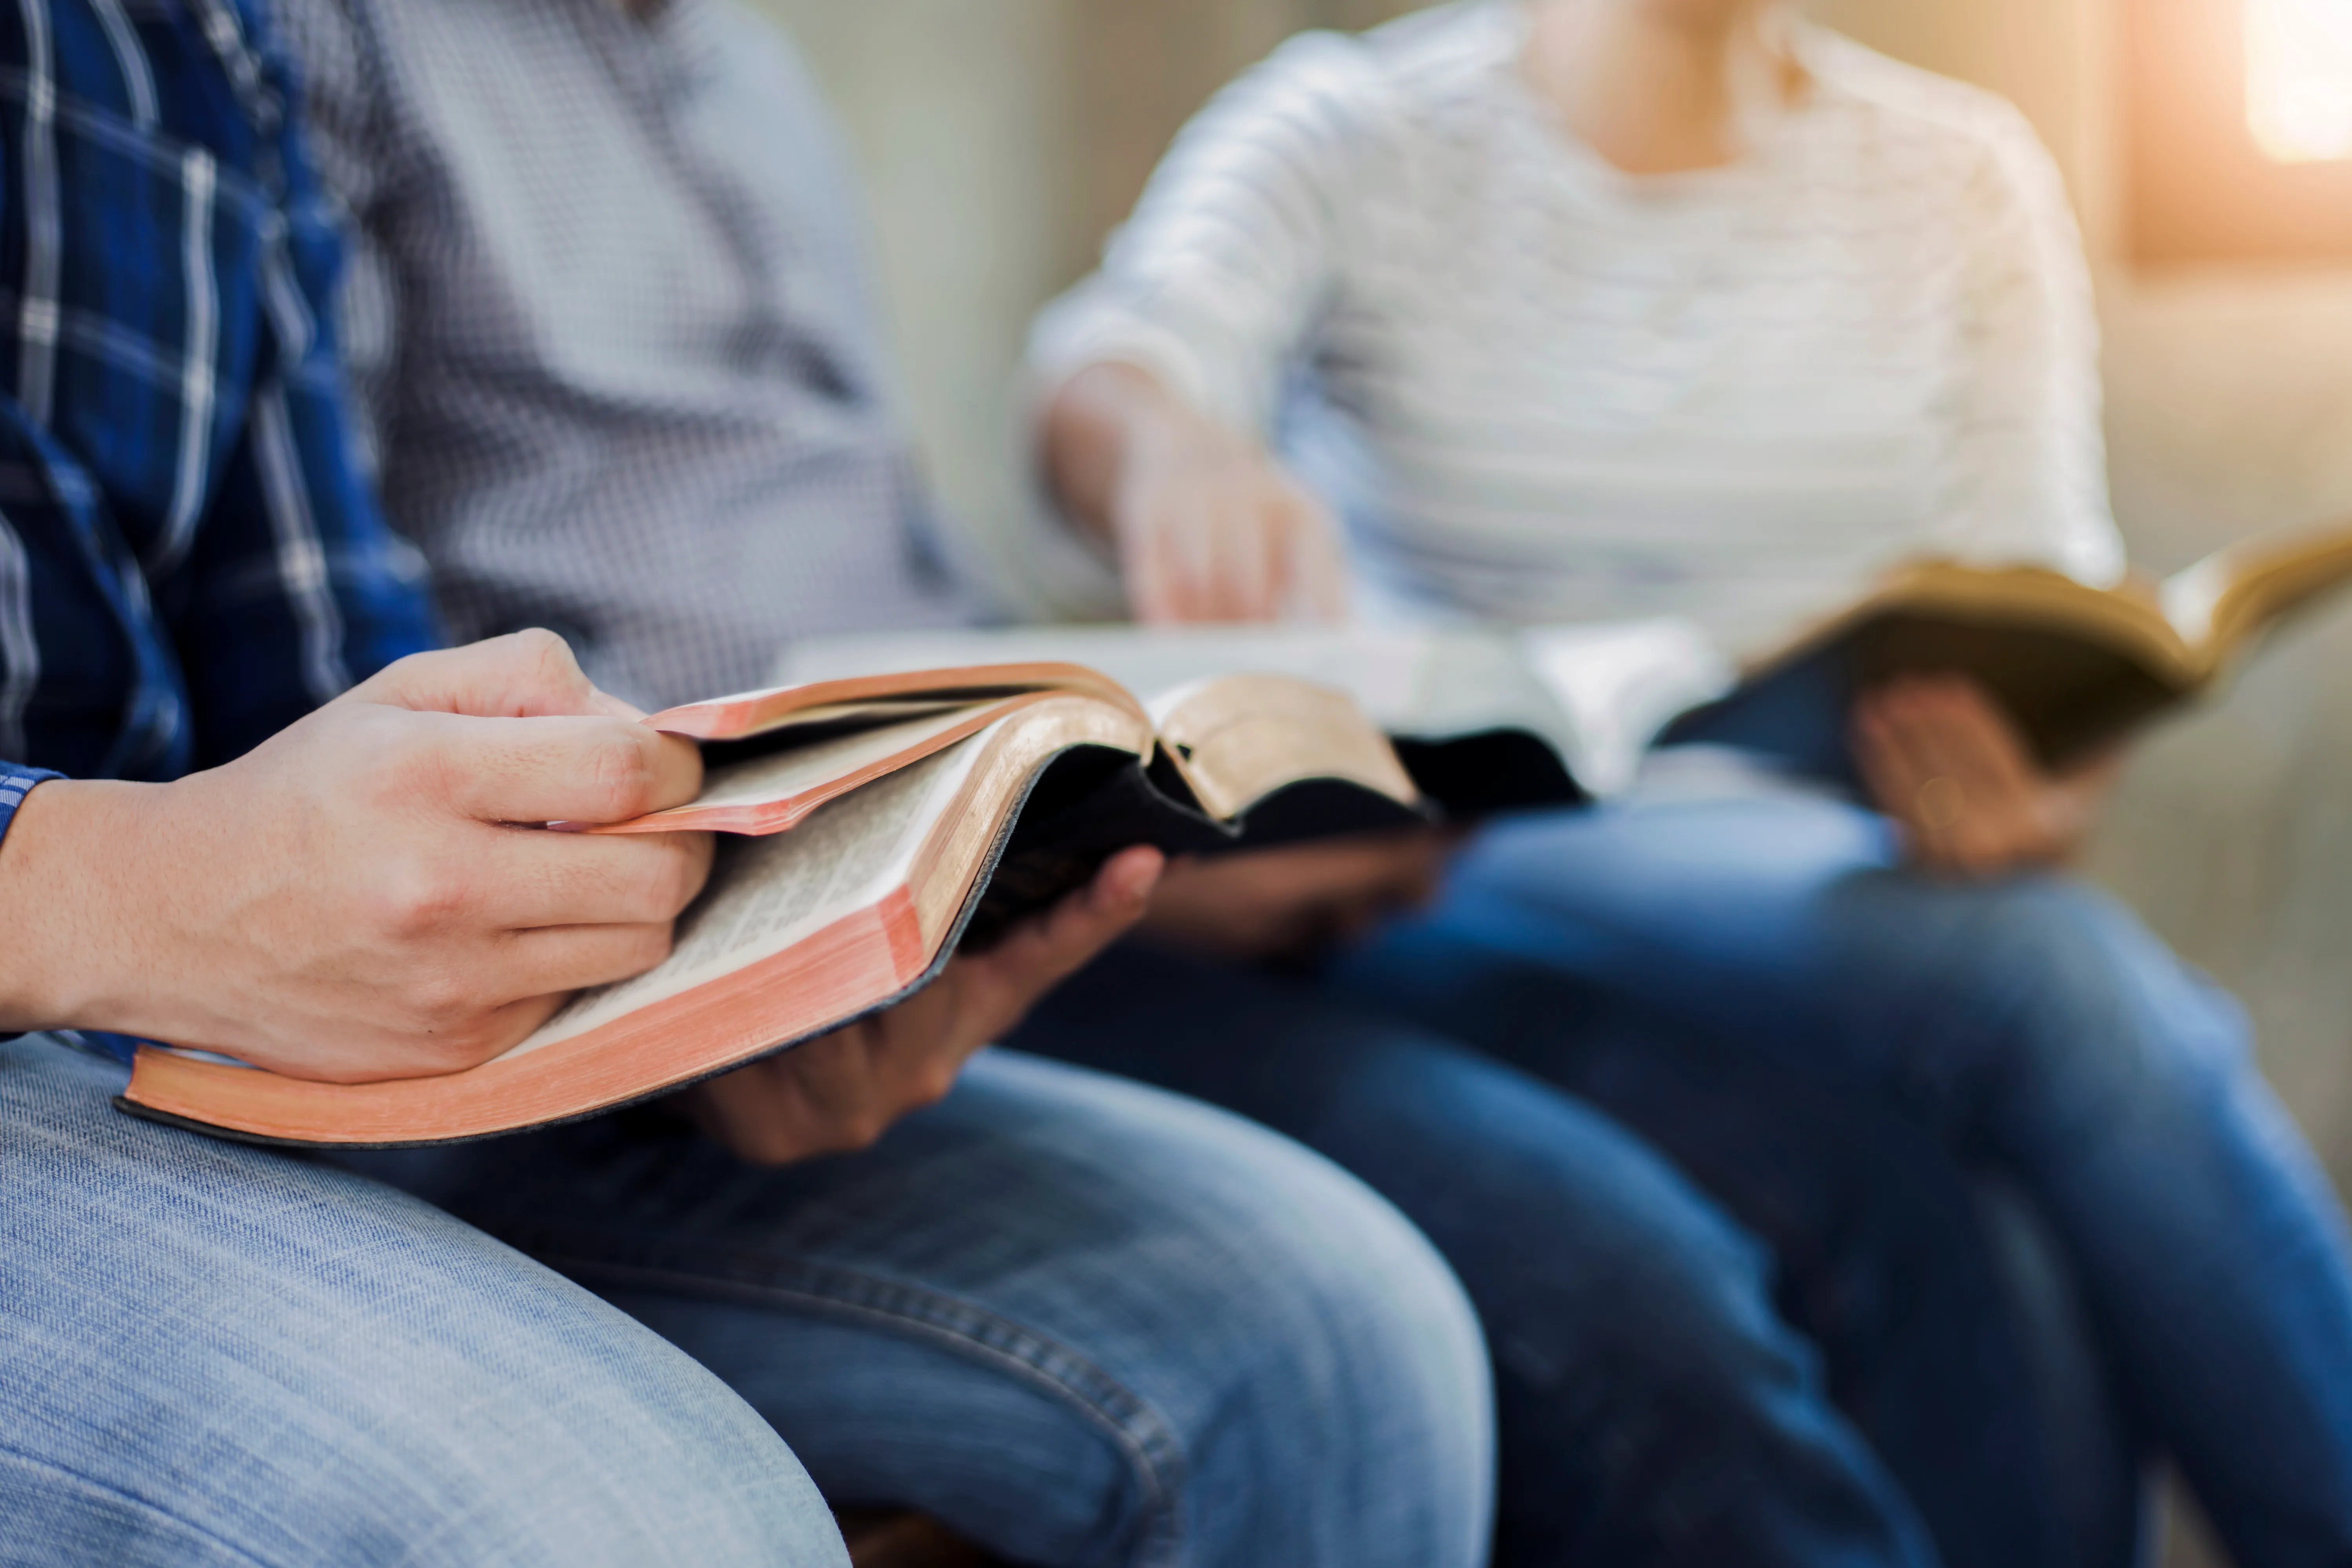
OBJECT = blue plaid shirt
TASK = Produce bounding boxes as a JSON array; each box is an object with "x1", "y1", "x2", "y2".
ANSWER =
[{"x1": 0, "y1": 0, "x2": 434, "y2": 877}]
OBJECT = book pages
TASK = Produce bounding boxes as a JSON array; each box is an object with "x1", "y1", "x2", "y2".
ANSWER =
[
  {"x1": 502, "y1": 737, "x2": 985, "y2": 1060},
  {"x1": 780, "y1": 626, "x2": 1433, "y2": 718},
  {"x1": 1517, "y1": 620, "x2": 1735, "y2": 795},
  {"x1": 781, "y1": 620, "x2": 1730, "y2": 797},
  {"x1": 672, "y1": 701, "x2": 999, "y2": 818}
]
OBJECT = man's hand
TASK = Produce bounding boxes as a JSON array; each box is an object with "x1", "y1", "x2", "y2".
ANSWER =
[
  {"x1": 0, "y1": 630, "x2": 714, "y2": 1082},
  {"x1": 1852, "y1": 675, "x2": 2121, "y2": 878},
  {"x1": 1045, "y1": 362, "x2": 1350, "y2": 625},
  {"x1": 676, "y1": 846, "x2": 1165, "y2": 1164},
  {"x1": 1140, "y1": 828, "x2": 1452, "y2": 965}
]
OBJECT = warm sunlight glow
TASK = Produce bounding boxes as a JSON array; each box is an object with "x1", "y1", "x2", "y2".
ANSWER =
[{"x1": 2248, "y1": 0, "x2": 2352, "y2": 162}]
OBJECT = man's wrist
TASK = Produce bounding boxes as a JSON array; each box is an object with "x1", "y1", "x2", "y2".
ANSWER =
[{"x1": 0, "y1": 778, "x2": 161, "y2": 1033}]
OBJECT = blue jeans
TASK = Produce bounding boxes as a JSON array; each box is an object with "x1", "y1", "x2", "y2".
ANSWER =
[
  {"x1": 1, "y1": 1036, "x2": 1491, "y2": 1568},
  {"x1": 1012, "y1": 940, "x2": 2132, "y2": 1568},
  {"x1": 1371, "y1": 790, "x2": 2352, "y2": 1568}
]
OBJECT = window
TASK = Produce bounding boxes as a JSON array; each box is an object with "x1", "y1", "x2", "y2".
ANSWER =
[
  {"x1": 2129, "y1": 0, "x2": 2352, "y2": 265},
  {"x1": 2247, "y1": 0, "x2": 2352, "y2": 163}
]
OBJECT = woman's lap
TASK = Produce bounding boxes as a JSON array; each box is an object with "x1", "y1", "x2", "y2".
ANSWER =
[
  {"x1": 1323, "y1": 926, "x2": 2146, "y2": 1568},
  {"x1": 1376, "y1": 789, "x2": 2352, "y2": 1568},
  {"x1": 1010, "y1": 943, "x2": 1963, "y2": 1568}
]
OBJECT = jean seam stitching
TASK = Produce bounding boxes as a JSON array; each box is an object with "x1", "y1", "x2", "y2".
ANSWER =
[
  {"x1": 0, "y1": 1440, "x2": 280, "y2": 1568},
  {"x1": 524, "y1": 1242, "x2": 1189, "y2": 1568}
]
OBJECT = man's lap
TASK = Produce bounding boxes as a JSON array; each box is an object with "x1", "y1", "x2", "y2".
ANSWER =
[
  {"x1": 360, "y1": 1047, "x2": 1494, "y2": 1568},
  {"x1": 0, "y1": 1034, "x2": 841, "y2": 1568},
  {"x1": 8, "y1": 1034, "x2": 1489, "y2": 1568}
]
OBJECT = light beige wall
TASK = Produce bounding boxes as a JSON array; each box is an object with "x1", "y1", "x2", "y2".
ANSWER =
[
  {"x1": 1811, "y1": 0, "x2": 2352, "y2": 561},
  {"x1": 1808, "y1": 0, "x2": 2108, "y2": 208},
  {"x1": 738, "y1": 0, "x2": 1080, "y2": 606}
]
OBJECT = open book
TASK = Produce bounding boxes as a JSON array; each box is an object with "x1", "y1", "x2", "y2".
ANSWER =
[
  {"x1": 1664, "y1": 517, "x2": 2352, "y2": 774},
  {"x1": 118, "y1": 664, "x2": 1433, "y2": 1148},
  {"x1": 770, "y1": 518, "x2": 2352, "y2": 793},
  {"x1": 778, "y1": 621, "x2": 1738, "y2": 804}
]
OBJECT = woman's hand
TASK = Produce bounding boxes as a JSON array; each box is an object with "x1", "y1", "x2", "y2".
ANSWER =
[
  {"x1": 1852, "y1": 676, "x2": 2121, "y2": 878},
  {"x1": 1044, "y1": 362, "x2": 1350, "y2": 625},
  {"x1": 674, "y1": 846, "x2": 1165, "y2": 1164}
]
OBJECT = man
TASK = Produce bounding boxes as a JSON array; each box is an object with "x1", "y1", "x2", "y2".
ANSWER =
[
  {"x1": 0, "y1": 5, "x2": 1495, "y2": 1564},
  {"x1": 281, "y1": 1, "x2": 2141, "y2": 1565}
]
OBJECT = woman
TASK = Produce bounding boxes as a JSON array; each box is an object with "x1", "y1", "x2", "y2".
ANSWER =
[{"x1": 1026, "y1": 2, "x2": 2352, "y2": 1564}]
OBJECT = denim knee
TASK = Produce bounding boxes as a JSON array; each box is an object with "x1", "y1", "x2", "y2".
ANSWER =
[
  {"x1": 1153, "y1": 1097, "x2": 1496, "y2": 1568},
  {"x1": 1898, "y1": 878, "x2": 2253, "y2": 1140},
  {"x1": 1, "y1": 1036, "x2": 845, "y2": 1568},
  {"x1": 447, "y1": 1047, "x2": 1497, "y2": 1568},
  {"x1": 921, "y1": 1054, "x2": 1498, "y2": 1568},
  {"x1": 1509, "y1": 1131, "x2": 1824, "y2": 1459}
]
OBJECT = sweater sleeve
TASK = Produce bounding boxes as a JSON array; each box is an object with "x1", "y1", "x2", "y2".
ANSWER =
[
  {"x1": 1929, "y1": 102, "x2": 2127, "y2": 586},
  {"x1": 1028, "y1": 30, "x2": 1383, "y2": 437}
]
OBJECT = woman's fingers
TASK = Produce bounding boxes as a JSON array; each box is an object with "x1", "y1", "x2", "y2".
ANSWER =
[
  {"x1": 1222, "y1": 496, "x2": 1280, "y2": 619},
  {"x1": 1275, "y1": 494, "x2": 1351, "y2": 623},
  {"x1": 1857, "y1": 677, "x2": 2089, "y2": 875},
  {"x1": 1118, "y1": 447, "x2": 1340, "y2": 624},
  {"x1": 1852, "y1": 700, "x2": 1928, "y2": 833},
  {"x1": 1856, "y1": 688, "x2": 1943, "y2": 816}
]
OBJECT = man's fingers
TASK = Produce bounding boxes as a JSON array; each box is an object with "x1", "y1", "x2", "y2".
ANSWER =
[
  {"x1": 356, "y1": 629, "x2": 621, "y2": 720},
  {"x1": 493, "y1": 920, "x2": 685, "y2": 1003},
  {"x1": 1023, "y1": 846, "x2": 1164, "y2": 968},
  {"x1": 481, "y1": 828, "x2": 715, "y2": 931},
  {"x1": 433, "y1": 713, "x2": 705, "y2": 825},
  {"x1": 676, "y1": 848, "x2": 1163, "y2": 1167},
  {"x1": 440, "y1": 992, "x2": 573, "y2": 1071},
  {"x1": 1851, "y1": 704, "x2": 1915, "y2": 814},
  {"x1": 960, "y1": 847, "x2": 1164, "y2": 1036}
]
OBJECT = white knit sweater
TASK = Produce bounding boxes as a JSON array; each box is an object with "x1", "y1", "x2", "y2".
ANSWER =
[{"x1": 1032, "y1": 0, "x2": 2125, "y2": 651}]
